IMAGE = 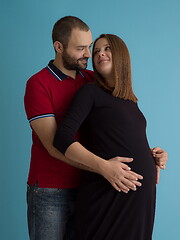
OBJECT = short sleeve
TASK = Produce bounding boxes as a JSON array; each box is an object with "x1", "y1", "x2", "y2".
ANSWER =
[
  {"x1": 24, "y1": 76, "x2": 55, "y2": 122},
  {"x1": 54, "y1": 83, "x2": 95, "y2": 154}
]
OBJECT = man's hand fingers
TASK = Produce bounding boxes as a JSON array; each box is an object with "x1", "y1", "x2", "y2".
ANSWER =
[
  {"x1": 151, "y1": 147, "x2": 168, "y2": 170},
  {"x1": 111, "y1": 183, "x2": 122, "y2": 192},
  {"x1": 127, "y1": 170, "x2": 143, "y2": 180},
  {"x1": 130, "y1": 180, "x2": 142, "y2": 187},
  {"x1": 122, "y1": 178, "x2": 137, "y2": 191},
  {"x1": 156, "y1": 166, "x2": 160, "y2": 184},
  {"x1": 110, "y1": 176, "x2": 142, "y2": 193},
  {"x1": 111, "y1": 182, "x2": 129, "y2": 193},
  {"x1": 124, "y1": 173, "x2": 143, "y2": 188}
]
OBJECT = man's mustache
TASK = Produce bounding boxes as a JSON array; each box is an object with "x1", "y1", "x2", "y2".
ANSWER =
[{"x1": 78, "y1": 57, "x2": 89, "y2": 61}]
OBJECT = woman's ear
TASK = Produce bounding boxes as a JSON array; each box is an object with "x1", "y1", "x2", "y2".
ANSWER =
[{"x1": 53, "y1": 41, "x2": 63, "y2": 53}]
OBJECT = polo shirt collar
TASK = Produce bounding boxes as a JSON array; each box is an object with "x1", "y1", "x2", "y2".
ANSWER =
[{"x1": 46, "y1": 60, "x2": 84, "y2": 81}]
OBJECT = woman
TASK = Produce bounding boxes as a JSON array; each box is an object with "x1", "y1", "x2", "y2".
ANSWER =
[{"x1": 54, "y1": 34, "x2": 157, "y2": 239}]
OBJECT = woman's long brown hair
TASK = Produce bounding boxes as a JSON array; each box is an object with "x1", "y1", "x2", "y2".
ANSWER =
[{"x1": 92, "y1": 34, "x2": 137, "y2": 102}]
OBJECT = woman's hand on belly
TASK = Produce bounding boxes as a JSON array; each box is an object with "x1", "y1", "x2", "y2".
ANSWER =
[{"x1": 99, "y1": 156, "x2": 143, "y2": 193}]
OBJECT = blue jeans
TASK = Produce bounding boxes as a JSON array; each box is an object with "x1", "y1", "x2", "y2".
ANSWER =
[{"x1": 27, "y1": 183, "x2": 77, "y2": 240}]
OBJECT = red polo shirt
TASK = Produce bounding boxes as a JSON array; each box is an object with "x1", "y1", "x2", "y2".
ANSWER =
[{"x1": 24, "y1": 60, "x2": 94, "y2": 188}]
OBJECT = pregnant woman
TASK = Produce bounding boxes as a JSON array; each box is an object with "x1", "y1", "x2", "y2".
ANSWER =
[{"x1": 54, "y1": 34, "x2": 157, "y2": 240}]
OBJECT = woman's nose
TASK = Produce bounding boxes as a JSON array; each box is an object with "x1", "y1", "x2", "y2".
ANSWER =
[{"x1": 98, "y1": 51, "x2": 105, "y2": 57}]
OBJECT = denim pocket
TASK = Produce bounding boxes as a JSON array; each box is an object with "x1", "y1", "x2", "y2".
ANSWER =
[{"x1": 34, "y1": 187, "x2": 62, "y2": 195}]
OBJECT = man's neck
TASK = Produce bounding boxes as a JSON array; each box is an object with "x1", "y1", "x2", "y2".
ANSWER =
[{"x1": 53, "y1": 59, "x2": 77, "y2": 79}]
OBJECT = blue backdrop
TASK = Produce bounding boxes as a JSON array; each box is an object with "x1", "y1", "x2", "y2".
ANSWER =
[{"x1": 1, "y1": 0, "x2": 179, "y2": 239}]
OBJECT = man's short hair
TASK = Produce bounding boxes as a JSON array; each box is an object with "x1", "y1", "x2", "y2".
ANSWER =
[{"x1": 52, "y1": 16, "x2": 90, "y2": 48}]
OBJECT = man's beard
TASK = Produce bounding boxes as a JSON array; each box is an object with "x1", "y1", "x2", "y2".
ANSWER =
[{"x1": 62, "y1": 50, "x2": 88, "y2": 70}]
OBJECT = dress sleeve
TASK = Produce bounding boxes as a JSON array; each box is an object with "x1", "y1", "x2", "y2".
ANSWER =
[{"x1": 53, "y1": 83, "x2": 94, "y2": 154}]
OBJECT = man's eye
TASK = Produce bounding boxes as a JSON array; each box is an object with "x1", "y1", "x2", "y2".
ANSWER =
[{"x1": 77, "y1": 47, "x2": 84, "y2": 51}]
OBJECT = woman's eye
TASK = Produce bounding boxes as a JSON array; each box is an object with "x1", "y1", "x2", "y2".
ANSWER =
[{"x1": 105, "y1": 46, "x2": 111, "y2": 51}]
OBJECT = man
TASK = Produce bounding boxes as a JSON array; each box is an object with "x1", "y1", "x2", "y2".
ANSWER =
[{"x1": 24, "y1": 16, "x2": 167, "y2": 240}]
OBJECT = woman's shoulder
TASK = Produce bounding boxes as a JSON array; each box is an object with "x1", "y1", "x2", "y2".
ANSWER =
[
  {"x1": 79, "y1": 82, "x2": 100, "y2": 93},
  {"x1": 75, "y1": 83, "x2": 103, "y2": 103}
]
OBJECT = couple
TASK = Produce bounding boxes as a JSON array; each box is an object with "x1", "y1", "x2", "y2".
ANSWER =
[{"x1": 24, "y1": 16, "x2": 167, "y2": 240}]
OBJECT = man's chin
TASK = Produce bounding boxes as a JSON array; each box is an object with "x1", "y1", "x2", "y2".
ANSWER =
[{"x1": 79, "y1": 63, "x2": 87, "y2": 70}]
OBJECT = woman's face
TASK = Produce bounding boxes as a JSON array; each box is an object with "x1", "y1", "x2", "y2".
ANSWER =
[{"x1": 93, "y1": 38, "x2": 112, "y2": 79}]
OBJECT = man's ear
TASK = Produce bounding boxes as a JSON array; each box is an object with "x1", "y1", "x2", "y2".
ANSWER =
[{"x1": 53, "y1": 41, "x2": 63, "y2": 53}]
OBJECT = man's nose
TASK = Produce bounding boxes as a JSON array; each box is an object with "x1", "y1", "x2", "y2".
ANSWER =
[{"x1": 84, "y1": 48, "x2": 91, "y2": 58}]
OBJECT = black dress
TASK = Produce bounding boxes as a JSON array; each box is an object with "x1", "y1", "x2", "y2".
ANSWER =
[{"x1": 54, "y1": 83, "x2": 156, "y2": 240}]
